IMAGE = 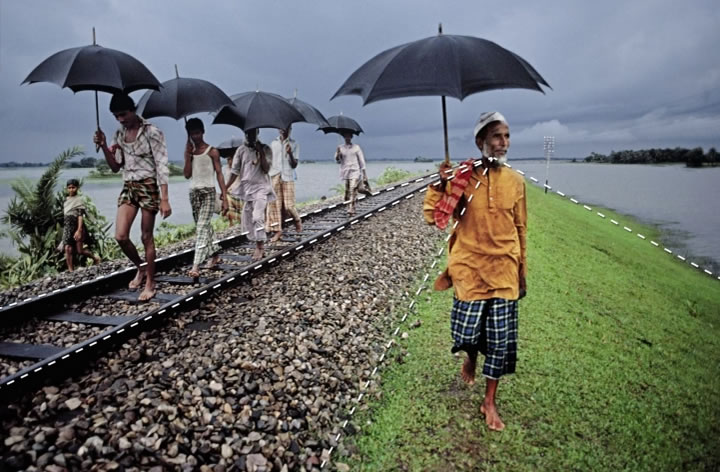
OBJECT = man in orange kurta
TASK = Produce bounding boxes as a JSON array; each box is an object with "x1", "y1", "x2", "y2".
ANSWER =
[{"x1": 423, "y1": 112, "x2": 527, "y2": 431}]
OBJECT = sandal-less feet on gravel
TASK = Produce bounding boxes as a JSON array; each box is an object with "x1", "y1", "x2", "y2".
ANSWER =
[
  {"x1": 205, "y1": 255, "x2": 221, "y2": 269},
  {"x1": 128, "y1": 269, "x2": 146, "y2": 290}
]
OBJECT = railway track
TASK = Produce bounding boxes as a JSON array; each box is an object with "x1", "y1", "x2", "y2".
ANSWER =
[{"x1": 0, "y1": 174, "x2": 435, "y2": 402}]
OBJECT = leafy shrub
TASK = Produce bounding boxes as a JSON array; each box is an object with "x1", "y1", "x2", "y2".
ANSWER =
[
  {"x1": 373, "y1": 166, "x2": 415, "y2": 186},
  {"x1": 0, "y1": 147, "x2": 116, "y2": 288}
]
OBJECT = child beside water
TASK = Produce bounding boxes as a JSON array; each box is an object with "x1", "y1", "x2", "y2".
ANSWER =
[{"x1": 63, "y1": 179, "x2": 101, "y2": 272}]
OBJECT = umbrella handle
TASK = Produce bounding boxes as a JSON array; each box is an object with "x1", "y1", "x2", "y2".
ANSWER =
[{"x1": 95, "y1": 91, "x2": 101, "y2": 153}]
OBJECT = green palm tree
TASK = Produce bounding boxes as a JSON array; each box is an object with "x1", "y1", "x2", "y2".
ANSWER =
[
  {"x1": 2, "y1": 147, "x2": 84, "y2": 256},
  {"x1": 0, "y1": 147, "x2": 120, "y2": 288}
]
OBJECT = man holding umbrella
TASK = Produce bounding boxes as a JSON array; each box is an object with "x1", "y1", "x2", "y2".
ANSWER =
[
  {"x1": 94, "y1": 93, "x2": 172, "y2": 302},
  {"x1": 334, "y1": 131, "x2": 367, "y2": 216},
  {"x1": 226, "y1": 129, "x2": 275, "y2": 261},
  {"x1": 424, "y1": 112, "x2": 527, "y2": 432}
]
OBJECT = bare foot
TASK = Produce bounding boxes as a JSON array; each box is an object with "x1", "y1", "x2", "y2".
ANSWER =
[
  {"x1": 128, "y1": 269, "x2": 146, "y2": 290},
  {"x1": 270, "y1": 232, "x2": 283, "y2": 243},
  {"x1": 480, "y1": 403, "x2": 505, "y2": 431},
  {"x1": 93, "y1": 255, "x2": 101, "y2": 265},
  {"x1": 460, "y1": 356, "x2": 476, "y2": 385},
  {"x1": 251, "y1": 248, "x2": 264, "y2": 261},
  {"x1": 188, "y1": 267, "x2": 200, "y2": 278},
  {"x1": 205, "y1": 255, "x2": 221, "y2": 269},
  {"x1": 295, "y1": 220, "x2": 302, "y2": 232},
  {"x1": 138, "y1": 283, "x2": 156, "y2": 302}
]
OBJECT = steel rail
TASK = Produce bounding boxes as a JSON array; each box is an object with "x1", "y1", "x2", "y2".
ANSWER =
[
  {"x1": 0, "y1": 189, "x2": 358, "y2": 326},
  {"x1": 0, "y1": 174, "x2": 436, "y2": 401}
]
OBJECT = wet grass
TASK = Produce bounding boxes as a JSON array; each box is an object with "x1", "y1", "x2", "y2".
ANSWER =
[{"x1": 344, "y1": 183, "x2": 720, "y2": 471}]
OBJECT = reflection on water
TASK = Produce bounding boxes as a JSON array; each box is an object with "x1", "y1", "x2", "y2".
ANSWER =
[{"x1": 1, "y1": 161, "x2": 719, "y2": 273}]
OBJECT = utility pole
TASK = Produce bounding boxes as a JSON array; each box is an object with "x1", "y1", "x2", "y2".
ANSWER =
[{"x1": 543, "y1": 136, "x2": 555, "y2": 194}]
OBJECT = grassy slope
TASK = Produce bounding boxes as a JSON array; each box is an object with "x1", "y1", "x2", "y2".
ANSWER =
[{"x1": 345, "y1": 183, "x2": 720, "y2": 471}]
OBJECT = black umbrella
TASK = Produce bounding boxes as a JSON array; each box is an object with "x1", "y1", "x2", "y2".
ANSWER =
[
  {"x1": 331, "y1": 24, "x2": 551, "y2": 163},
  {"x1": 212, "y1": 91, "x2": 305, "y2": 131},
  {"x1": 217, "y1": 136, "x2": 244, "y2": 158},
  {"x1": 136, "y1": 66, "x2": 233, "y2": 120},
  {"x1": 22, "y1": 28, "x2": 161, "y2": 135},
  {"x1": 320, "y1": 115, "x2": 364, "y2": 135},
  {"x1": 284, "y1": 94, "x2": 330, "y2": 128}
]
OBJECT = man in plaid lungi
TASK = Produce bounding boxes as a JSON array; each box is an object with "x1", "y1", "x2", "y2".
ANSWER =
[
  {"x1": 183, "y1": 119, "x2": 228, "y2": 278},
  {"x1": 423, "y1": 112, "x2": 527, "y2": 431},
  {"x1": 267, "y1": 127, "x2": 302, "y2": 242}
]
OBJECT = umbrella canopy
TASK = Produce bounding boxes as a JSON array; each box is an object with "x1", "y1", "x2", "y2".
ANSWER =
[
  {"x1": 284, "y1": 96, "x2": 330, "y2": 128},
  {"x1": 331, "y1": 28, "x2": 550, "y2": 162},
  {"x1": 22, "y1": 29, "x2": 161, "y2": 143},
  {"x1": 320, "y1": 115, "x2": 364, "y2": 135},
  {"x1": 217, "y1": 136, "x2": 244, "y2": 158},
  {"x1": 23, "y1": 44, "x2": 161, "y2": 95},
  {"x1": 212, "y1": 91, "x2": 305, "y2": 131},
  {"x1": 136, "y1": 76, "x2": 233, "y2": 120}
]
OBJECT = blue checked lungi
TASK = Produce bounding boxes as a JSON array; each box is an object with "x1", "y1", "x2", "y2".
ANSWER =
[{"x1": 450, "y1": 297, "x2": 518, "y2": 379}]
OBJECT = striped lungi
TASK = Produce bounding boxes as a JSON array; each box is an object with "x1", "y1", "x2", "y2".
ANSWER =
[
  {"x1": 226, "y1": 192, "x2": 243, "y2": 221},
  {"x1": 266, "y1": 174, "x2": 300, "y2": 232},
  {"x1": 450, "y1": 297, "x2": 518, "y2": 379},
  {"x1": 190, "y1": 187, "x2": 221, "y2": 266}
]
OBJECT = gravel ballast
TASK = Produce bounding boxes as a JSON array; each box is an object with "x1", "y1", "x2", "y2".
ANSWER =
[{"x1": 1, "y1": 196, "x2": 443, "y2": 471}]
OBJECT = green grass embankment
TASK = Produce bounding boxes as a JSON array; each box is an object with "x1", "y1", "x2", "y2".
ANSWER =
[{"x1": 346, "y1": 183, "x2": 720, "y2": 471}]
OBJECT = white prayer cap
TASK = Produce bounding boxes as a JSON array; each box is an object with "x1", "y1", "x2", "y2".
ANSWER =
[{"x1": 473, "y1": 111, "x2": 507, "y2": 138}]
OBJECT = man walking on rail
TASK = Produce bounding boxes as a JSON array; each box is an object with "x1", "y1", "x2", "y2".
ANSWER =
[
  {"x1": 93, "y1": 93, "x2": 172, "y2": 302},
  {"x1": 423, "y1": 111, "x2": 527, "y2": 431},
  {"x1": 183, "y1": 118, "x2": 228, "y2": 277},
  {"x1": 226, "y1": 129, "x2": 275, "y2": 261},
  {"x1": 335, "y1": 131, "x2": 367, "y2": 215},
  {"x1": 267, "y1": 126, "x2": 302, "y2": 242}
]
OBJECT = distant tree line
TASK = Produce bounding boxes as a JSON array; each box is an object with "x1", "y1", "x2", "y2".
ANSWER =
[
  {"x1": 0, "y1": 161, "x2": 48, "y2": 168},
  {"x1": 88, "y1": 159, "x2": 184, "y2": 178},
  {"x1": 584, "y1": 147, "x2": 718, "y2": 167},
  {"x1": 67, "y1": 157, "x2": 99, "y2": 168},
  {"x1": 0, "y1": 158, "x2": 99, "y2": 168}
]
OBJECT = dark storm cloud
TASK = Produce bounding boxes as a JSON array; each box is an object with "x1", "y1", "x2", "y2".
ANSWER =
[{"x1": 1, "y1": 0, "x2": 718, "y2": 163}]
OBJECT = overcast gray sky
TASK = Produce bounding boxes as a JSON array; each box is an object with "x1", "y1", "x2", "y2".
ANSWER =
[{"x1": 1, "y1": 0, "x2": 719, "y2": 163}]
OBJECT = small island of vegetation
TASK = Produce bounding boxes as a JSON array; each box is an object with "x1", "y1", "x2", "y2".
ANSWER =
[
  {"x1": 584, "y1": 147, "x2": 718, "y2": 167},
  {"x1": 88, "y1": 160, "x2": 184, "y2": 179}
]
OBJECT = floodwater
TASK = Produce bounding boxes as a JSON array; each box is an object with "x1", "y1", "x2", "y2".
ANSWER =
[
  {"x1": 0, "y1": 160, "x2": 435, "y2": 255},
  {"x1": 511, "y1": 160, "x2": 720, "y2": 272},
  {"x1": 1, "y1": 160, "x2": 718, "y2": 273}
]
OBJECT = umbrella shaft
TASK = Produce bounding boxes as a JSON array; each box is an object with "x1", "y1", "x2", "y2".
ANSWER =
[
  {"x1": 442, "y1": 96, "x2": 450, "y2": 164},
  {"x1": 94, "y1": 91, "x2": 100, "y2": 152}
]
